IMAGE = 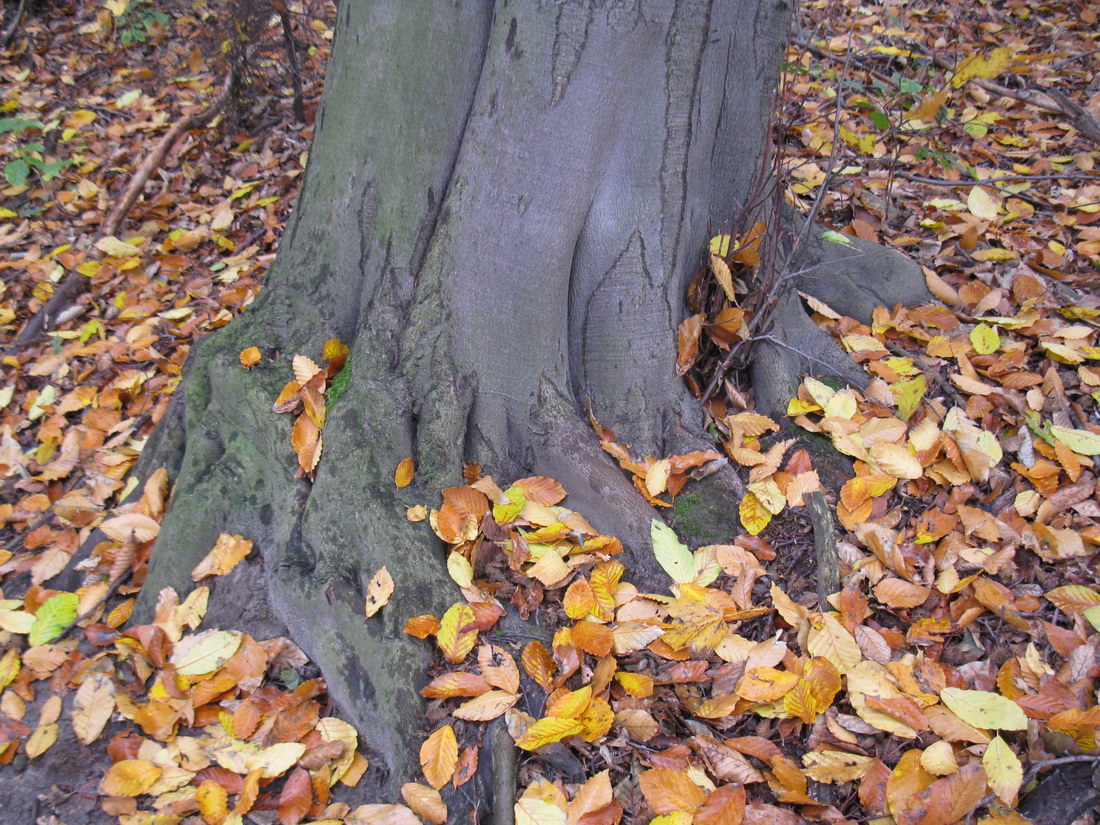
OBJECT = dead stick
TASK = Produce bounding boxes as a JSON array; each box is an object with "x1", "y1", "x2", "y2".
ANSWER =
[
  {"x1": 1, "y1": 0, "x2": 27, "y2": 49},
  {"x1": 807, "y1": 490, "x2": 840, "y2": 611},
  {"x1": 14, "y1": 73, "x2": 234, "y2": 345}
]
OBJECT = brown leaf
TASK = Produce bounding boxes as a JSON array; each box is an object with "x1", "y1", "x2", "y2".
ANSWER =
[{"x1": 277, "y1": 767, "x2": 312, "y2": 825}]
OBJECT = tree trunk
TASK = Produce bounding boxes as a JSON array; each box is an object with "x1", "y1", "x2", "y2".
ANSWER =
[{"x1": 125, "y1": 0, "x2": 928, "y2": 813}]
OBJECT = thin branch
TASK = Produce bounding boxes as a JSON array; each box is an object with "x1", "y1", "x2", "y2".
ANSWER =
[
  {"x1": 896, "y1": 171, "x2": 1099, "y2": 186},
  {"x1": 12, "y1": 72, "x2": 235, "y2": 347},
  {"x1": 1, "y1": 0, "x2": 27, "y2": 49}
]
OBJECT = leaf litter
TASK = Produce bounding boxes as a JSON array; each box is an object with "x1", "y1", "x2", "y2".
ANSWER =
[{"x1": 2, "y1": 0, "x2": 1100, "y2": 824}]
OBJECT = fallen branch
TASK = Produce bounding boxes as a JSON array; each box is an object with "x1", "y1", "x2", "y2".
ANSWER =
[
  {"x1": 1, "y1": 0, "x2": 27, "y2": 49},
  {"x1": 13, "y1": 72, "x2": 234, "y2": 346}
]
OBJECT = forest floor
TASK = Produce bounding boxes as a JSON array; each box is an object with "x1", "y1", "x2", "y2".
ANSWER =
[{"x1": 1, "y1": 1, "x2": 1099, "y2": 824}]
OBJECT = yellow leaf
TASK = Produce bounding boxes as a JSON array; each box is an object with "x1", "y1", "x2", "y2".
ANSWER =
[
  {"x1": 739, "y1": 492, "x2": 772, "y2": 535},
  {"x1": 239, "y1": 346, "x2": 261, "y2": 368},
  {"x1": 709, "y1": 235, "x2": 732, "y2": 256},
  {"x1": 196, "y1": 780, "x2": 229, "y2": 824},
  {"x1": 983, "y1": 735, "x2": 1022, "y2": 804},
  {"x1": 615, "y1": 672, "x2": 654, "y2": 698},
  {"x1": 646, "y1": 459, "x2": 672, "y2": 496},
  {"x1": 191, "y1": 533, "x2": 253, "y2": 581},
  {"x1": 806, "y1": 613, "x2": 861, "y2": 673},
  {"x1": 292, "y1": 354, "x2": 322, "y2": 384},
  {"x1": 710, "y1": 254, "x2": 736, "y2": 301},
  {"x1": 546, "y1": 685, "x2": 592, "y2": 719},
  {"x1": 25, "y1": 722, "x2": 58, "y2": 758},
  {"x1": 893, "y1": 375, "x2": 926, "y2": 421},
  {"x1": 169, "y1": 629, "x2": 241, "y2": 676},
  {"x1": 364, "y1": 567, "x2": 395, "y2": 618},
  {"x1": 95, "y1": 236, "x2": 142, "y2": 257},
  {"x1": 802, "y1": 750, "x2": 875, "y2": 783},
  {"x1": 395, "y1": 457, "x2": 415, "y2": 488},
  {"x1": 101, "y1": 759, "x2": 162, "y2": 796},
  {"x1": 939, "y1": 688, "x2": 1027, "y2": 731},
  {"x1": 446, "y1": 552, "x2": 473, "y2": 588},
  {"x1": 737, "y1": 667, "x2": 799, "y2": 702},
  {"x1": 969, "y1": 323, "x2": 1000, "y2": 354},
  {"x1": 515, "y1": 798, "x2": 568, "y2": 825},
  {"x1": 966, "y1": 186, "x2": 1000, "y2": 220},
  {"x1": 651, "y1": 519, "x2": 696, "y2": 583},
  {"x1": 317, "y1": 717, "x2": 359, "y2": 784},
  {"x1": 726, "y1": 412, "x2": 779, "y2": 438},
  {"x1": 563, "y1": 578, "x2": 595, "y2": 619},
  {"x1": 420, "y1": 725, "x2": 458, "y2": 789},
  {"x1": 71, "y1": 673, "x2": 115, "y2": 745},
  {"x1": 920, "y1": 741, "x2": 958, "y2": 776},
  {"x1": 870, "y1": 442, "x2": 923, "y2": 480},
  {"x1": 514, "y1": 717, "x2": 584, "y2": 750},
  {"x1": 951, "y1": 47, "x2": 1014, "y2": 87},
  {"x1": 437, "y1": 603, "x2": 478, "y2": 663}
]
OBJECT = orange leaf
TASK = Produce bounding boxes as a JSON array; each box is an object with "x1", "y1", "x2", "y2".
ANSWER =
[
  {"x1": 239, "y1": 347, "x2": 261, "y2": 368},
  {"x1": 522, "y1": 640, "x2": 557, "y2": 691},
  {"x1": 277, "y1": 767, "x2": 312, "y2": 825},
  {"x1": 401, "y1": 782, "x2": 448, "y2": 825},
  {"x1": 420, "y1": 671, "x2": 490, "y2": 699},
  {"x1": 736, "y1": 667, "x2": 799, "y2": 702},
  {"x1": 564, "y1": 578, "x2": 596, "y2": 619},
  {"x1": 571, "y1": 620, "x2": 613, "y2": 657},
  {"x1": 693, "y1": 785, "x2": 746, "y2": 825},
  {"x1": 452, "y1": 690, "x2": 519, "y2": 721},
  {"x1": 420, "y1": 725, "x2": 458, "y2": 789},
  {"x1": 403, "y1": 614, "x2": 440, "y2": 638},
  {"x1": 638, "y1": 768, "x2": 707, "y2": 814},
  {"x1": 478, "y1": 644, "x2": 520, "y2": 693},
  {"x1": 676, "y1": 313, "x2": 705, "y2": 376},
  {"x1": 100, "y1": 759, "x2": 161, "y2": 796},
  {"x1": 395, "y1": 458, "x2": 415, "y2": 488},
  {"x1": 568, "y1": 770, "x2": 613, "y2": 825},
  {"x1": 291, "y1": 414, "x2": 322, "y2": 475},
  {"x1": 513, "y1": 476, "x2": 568, "y2": 505}
]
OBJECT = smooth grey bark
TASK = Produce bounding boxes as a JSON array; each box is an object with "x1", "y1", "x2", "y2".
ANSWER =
[{"x1": 121, "y1": 0, "x2": 928, "y2": 816}]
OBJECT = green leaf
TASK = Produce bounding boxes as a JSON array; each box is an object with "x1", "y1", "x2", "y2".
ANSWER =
[
  {"x1": 1050, "y1": 425, "x2": 1100, "y2": 456},
  {"x1": 868, "y1": 109, "x2": 890, "y2": 131},
  {"x1": 939, "y1": 688, "x2": 1027, "y2": 731},
  {"x1": 170, "y1": 629, "x2": 242, "y2": 676},
  {"x1": 1083, "y1": 605, "x2": 1100, "y2": 632},
  {"x1": 493, "y1": 486, "x2": 526, "y2": 524},
  {"x1": 650, "y1": 519, "x2": 695, "y2": 584},
  {"x1": 970, "y1": 323, "x2": 1000, "y2": 354},
  {"x1": 29, "y1": 592, "x2": 79, "y2": 645},
  {"x1": 821, "y1": 230, "x2": 853, "y2": 247},
  {"x1": 5, "y1": 158, "x2": 30, "y2": 187},
  {"x1": 893, "y1": 375, "x2": 926, "y2": 421}
]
